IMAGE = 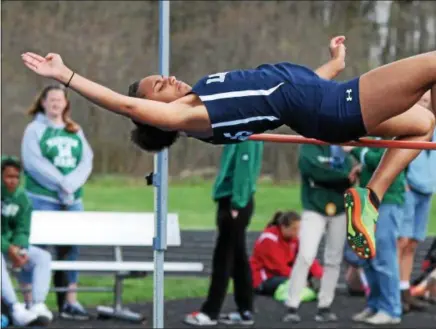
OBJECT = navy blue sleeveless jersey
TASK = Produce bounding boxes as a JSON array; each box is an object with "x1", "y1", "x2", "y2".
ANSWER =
[{"x1": 190, "y1": 62, "x2": 366, "y2": 144}]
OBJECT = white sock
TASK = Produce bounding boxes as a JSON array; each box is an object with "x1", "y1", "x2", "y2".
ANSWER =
[{"x1": 400, "y1": 281, "x2": 410, "y2": 290}]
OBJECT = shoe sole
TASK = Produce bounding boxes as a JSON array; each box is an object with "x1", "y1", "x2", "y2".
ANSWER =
[
  {"x1": 184, "y1": 318, "x2": 218, "y2": 326},
  {"x1": 219, "y1": 319, "x2": 254, "y2": 326},
  {"x1": 315, "y1": 315, "x2": 337, "y2": 322},
  {"x1": 60, "y1": 312, "x2": 91, "y2": 321},
  {"x1": 344, "y1": 188, "x2": 376, "y2": 259},
  {"x1": 282, "y1": 315, "x2": 300, "y2": 323},
  {"x1": 18, "y1": 316, "x2": 49, "y2": 327}
]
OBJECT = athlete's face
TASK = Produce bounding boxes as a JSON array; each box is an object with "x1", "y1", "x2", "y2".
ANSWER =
[
  {"x1": 138, "y1": 75, "x2": 192, "y2": 103},
  {"x1": 418, "y1": 91, "x2": 432, "y2": 111}
]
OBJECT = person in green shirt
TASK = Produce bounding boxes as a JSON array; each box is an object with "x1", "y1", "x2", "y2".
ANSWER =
[
  {"x1": 20, "y1": 85, "x2": 93, "y2": 320},
  {"x1": 284, "y1": 144, "x2": 355, "y2": 323},
  {"x1": 184, "y1": 141, "x2": 264, "y2": 327},
  {"x1": 1, "y1": 156, "x2": 52, "y2": 326},
  {"x1": 347, "y1": 141, "x2": 405, "y2": 325}
]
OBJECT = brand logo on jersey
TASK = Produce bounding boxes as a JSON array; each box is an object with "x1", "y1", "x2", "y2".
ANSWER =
[
  {"x1": 46, "y1": 136, "x2": 78, "y2": 168},
  {"x1": 223, "y1": 131, "x2": 253, "y2": 141},
  {"x1": 346, "y1": 89, "x2": 353, "y2": 102},
  {"x1": 1, "y1": 202, "x2": 19, "y2": 217}
]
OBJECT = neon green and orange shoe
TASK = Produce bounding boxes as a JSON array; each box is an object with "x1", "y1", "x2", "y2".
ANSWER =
[{"x1": 344, "y1": 187, "x2": 379, "y2": 259}]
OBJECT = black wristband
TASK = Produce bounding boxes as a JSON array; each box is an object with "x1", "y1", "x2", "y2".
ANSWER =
[{"x1": 65, "y1": 71, "x2": 75, "y2": 88}]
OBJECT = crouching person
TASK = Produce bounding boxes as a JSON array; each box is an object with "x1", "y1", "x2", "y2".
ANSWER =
[
  {"x1": 250, "y1": 211, "x2": 323, "y2": 302},
  {"x1": 1, "y1": 156, "x2": 53, "y2": 326}
]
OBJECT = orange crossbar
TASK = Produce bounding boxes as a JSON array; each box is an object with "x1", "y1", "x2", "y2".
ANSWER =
[{"x1": 248, "y1": 134, "x2": 436, "y2": 150}]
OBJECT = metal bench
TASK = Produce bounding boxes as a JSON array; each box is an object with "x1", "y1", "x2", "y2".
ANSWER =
[{"x1": 28, "y1": 210, "x2": 204, "y2": 322}]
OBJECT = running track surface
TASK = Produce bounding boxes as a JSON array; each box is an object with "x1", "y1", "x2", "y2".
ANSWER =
[{"x1": 46, "y1": 292, "x2": 435, "y2": 328}]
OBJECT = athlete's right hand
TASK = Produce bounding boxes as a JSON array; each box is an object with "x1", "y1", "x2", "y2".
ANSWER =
[
  {"x1": 329, "y1": 36, "x2": 346, "y2": 70},
  {"x1": 21, "y1": 52, "x2": 71, "y2": 82}
]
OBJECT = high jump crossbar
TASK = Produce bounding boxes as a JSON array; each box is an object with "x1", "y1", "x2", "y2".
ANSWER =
[{"x1": 249, "y1": 134, "x2": 436, "y2": 150}]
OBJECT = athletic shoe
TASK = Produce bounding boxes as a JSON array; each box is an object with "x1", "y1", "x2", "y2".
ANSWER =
[
  {"x1": 30, "y1": 303, "x2": 53, "y2": 325},
  {"x1": 282, "y1": 307, "x2": 301, "y2": 323},
  {"x1": 60, "y1": 302, "x2": 90, "y2": 320},
  {"x1": 219, "y1": 311, "x2": 254, "y2": 326},
  {"x1": 344, "y1": 187, "x2": 379, "y2": 259},
  {"x1": 352, "y1": 307, "x2": 376, "y2": 322},
  {"x1": 314, "y1": 308, "x2": 337, "y2": 322},
  {"x1": 364, "y1": 311, "x2": 401, "y2": 325},
  {"x1": 10, "y1": 303, "x2": 39, "y2": 327},
  {"x1": 184, "y1": 312, "x2": 217, "y2": 326}
]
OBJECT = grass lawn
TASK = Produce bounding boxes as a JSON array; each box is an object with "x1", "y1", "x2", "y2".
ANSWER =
[
  {"x1": 84, "y1": 175, "x2": 436, "y2": 234},
  {"x1": 13, "y1": 275, "x2": 218, "y2": 311},
  {"x1": 15, "y1": 175, "x2": 435, "y2": 310}
]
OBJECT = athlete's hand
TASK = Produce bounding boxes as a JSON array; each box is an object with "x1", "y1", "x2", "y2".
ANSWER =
[
  {"x1": 329, "y1": 36, "x2": 346, "y2": 70},
  {"x1": 21, "y1": 52, "x2": 72, "y2": 83}
]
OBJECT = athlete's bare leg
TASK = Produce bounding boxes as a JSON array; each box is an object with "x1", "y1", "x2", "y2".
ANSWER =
[
  {"x1": 358, "y1": 51, "x2": 436, "y2": 200},
  {"x1": 365, "y1": 104, "x2": 435, "y2": 198},
  {"x1": 359, "y1": 51, "x2": 436, "y2": 128},
  {"x1": 432, "y1": 85, "x2": 436, "y2": 113},
  {"x1": 345, "y1": 101, "x2": 435, "y2": 260}
]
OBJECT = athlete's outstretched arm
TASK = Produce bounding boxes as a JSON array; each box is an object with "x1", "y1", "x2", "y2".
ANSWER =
[
  {"x1": 21, "y1": 52, "x2": 195, "y2": 131},
  {"x1": 315, "y1": 36, "x2": 346, "y2": 80}
]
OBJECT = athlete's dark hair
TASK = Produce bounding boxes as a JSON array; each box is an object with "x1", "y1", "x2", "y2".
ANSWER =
[
  {"x1": 266, "y1": 210, "x2": 301, "y2": 228},
  {"x1": 127, "y1": 81, "x2": 179, "y2": 153}
]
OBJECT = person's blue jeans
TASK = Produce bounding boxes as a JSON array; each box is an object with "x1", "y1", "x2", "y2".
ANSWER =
[
  {"x1": 363, "y1": 203, "x2": 403, "y2": 318},
  {"x1": 399, "y1": 189, "x2": 432, "y2": 241},
  {"x1": 27, "y1": 194, "x2": 84, "y2": 284}
]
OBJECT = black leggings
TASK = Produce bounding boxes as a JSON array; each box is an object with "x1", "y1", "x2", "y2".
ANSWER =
[
  {"x1": 201, "y1": 197, "x2": 254, "y2": 319},
  {"x1": 255, "y1": 276, "x2": 288, "y2": 296}
]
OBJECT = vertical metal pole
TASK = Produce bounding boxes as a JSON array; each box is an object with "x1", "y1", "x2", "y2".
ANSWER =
[{"x1": 153, "y1": 1, "x2": 170, "y2": 328}]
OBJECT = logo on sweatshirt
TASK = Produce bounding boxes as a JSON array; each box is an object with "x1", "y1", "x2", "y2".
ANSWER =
[
  {"x1": 1, "y1": 202, "x2": 19, "y2": 217},
  {"x1": 46, "y1": 136, "x2": 78, "y2": 168}
]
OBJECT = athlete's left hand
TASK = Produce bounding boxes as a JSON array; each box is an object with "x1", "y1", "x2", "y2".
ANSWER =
[{"x1": 329, "y1": 36, "x2": 346, "y2": 70}]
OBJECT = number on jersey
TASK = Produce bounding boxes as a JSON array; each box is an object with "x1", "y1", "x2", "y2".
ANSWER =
[{"x1": 206, "y1": 72, "x2": 228, "y2": 84}]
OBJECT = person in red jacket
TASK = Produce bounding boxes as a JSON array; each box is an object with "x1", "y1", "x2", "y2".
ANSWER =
[{"x1": 250, "y1": 211, "x2": 323, "y2": 297}]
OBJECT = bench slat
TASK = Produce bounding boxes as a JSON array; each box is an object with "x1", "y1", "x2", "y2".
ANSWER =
[
  {"x1": 30, "y1": 211, "x2": 181, "y2": 246},
  {"x1": 50, "y1": 261, "x2": 204, "y2": 272}
]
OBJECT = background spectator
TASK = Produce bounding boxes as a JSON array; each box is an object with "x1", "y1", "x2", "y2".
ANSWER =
[
  {"x1": 20, "y1": 85, "x2": 94, "y2": 320},
  {"x1": 1, "y1": 156, "x2": 52, "y2": 326},
  {"x1": 348, "y1": 139, "x2": 405, "y2": 325},
  {"x1": 250, "y1": 211, "x2": 322, "y2": 301},
  {"x1": 184, "y1": 141, "x2": 264, "y2": 327},
  {"x1": 397, "y1": 91, "x2": 435, "y2": 313},
  {"x1": 284, "y1": 144, "x2": 354, "y2": 323}
]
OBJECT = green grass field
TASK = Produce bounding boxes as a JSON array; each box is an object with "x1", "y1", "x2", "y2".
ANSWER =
[
  {"x1": 84, "y1": 175, "x2": 436, "y2": 233},
  {"x1": 14, "y1": 176, "x2": 436, "y2": 310}
]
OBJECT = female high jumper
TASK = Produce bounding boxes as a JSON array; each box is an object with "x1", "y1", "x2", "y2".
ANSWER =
[{"x1": 21, "y1": 36, "x2": 436, "y2": 260}]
